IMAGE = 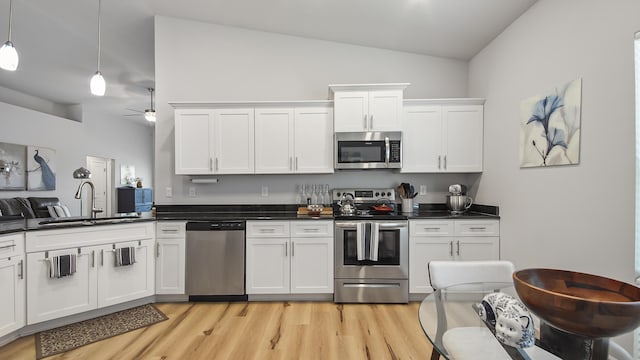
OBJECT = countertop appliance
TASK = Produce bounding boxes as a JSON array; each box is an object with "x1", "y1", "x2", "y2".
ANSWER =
[
  {"x1": 186, "y1": 221, "x2": 247, "y2": 301},
  {"x1": 332, "y1": 188, "x2": 409, "y2": 303},
  {"x1": 446, "y1": 183, "x2": 472, "y2": 215},
  {"x1": 335, "y1": 132, "x2": 402, "y2": 170}
]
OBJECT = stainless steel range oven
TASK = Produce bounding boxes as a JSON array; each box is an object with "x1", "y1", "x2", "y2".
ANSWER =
[{"x1": 333, "y1": 188, "x2": 409, "y2": 303}]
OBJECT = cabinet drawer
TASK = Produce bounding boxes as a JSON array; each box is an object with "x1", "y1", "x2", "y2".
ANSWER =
[
  {"x1": 0, "y1": 233, "x2": 24, "y2": 258},
  {"x1": 157, "y1": 221, "x2": 186, "y2": 238},
  {"x1": 410, "y1": 221, "x2": 453, "y2": 237},
  {"x1": 454, "y1": 220, "x2": 499, "y2": 236},
  {"x1": 291, "y1": 221, "x2": 333, "y2": 237},
  {"x1": 246, "y1": 221, "x2": 290, "y2": 237}
]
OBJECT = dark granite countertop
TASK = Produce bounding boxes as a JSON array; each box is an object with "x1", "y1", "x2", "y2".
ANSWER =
[
  {"x1": 155, "y1": 203, "x2": 499, "y2": 221},
  {"x1": 0, "y1": 214, "x2": 155, "y2": 235}
]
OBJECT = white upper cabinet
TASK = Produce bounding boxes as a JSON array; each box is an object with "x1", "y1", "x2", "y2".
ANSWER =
[
  {"x1": 330, "y1": 84, "x2": 408, "y2": 132},
  {"x1": 254, "y1": 105, "x2": 333, "y2": 174},
  {"x1": 402, "y1": 100, "x2": 484, "y2": 173},
  {"x1": 174, "y1": 107, "x2": 255, "y2": 175},
  {"x1": 293, "y1": 107, "x2": 333, "y2": 173}
]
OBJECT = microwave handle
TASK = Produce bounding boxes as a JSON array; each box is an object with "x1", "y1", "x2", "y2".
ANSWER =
[{"x1": 384, "y1": 137, "x2": 390, "y2": 168}]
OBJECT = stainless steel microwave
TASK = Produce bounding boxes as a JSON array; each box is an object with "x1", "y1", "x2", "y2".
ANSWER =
[{"x1": 334, "y1": 132, "x2": 402, "y2": 169}]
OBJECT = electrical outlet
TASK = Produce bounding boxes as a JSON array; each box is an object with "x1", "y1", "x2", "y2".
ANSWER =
[
  {"x1": 419, "y1": 185, "x2": 427, "y2": 195},
  {"x1": 188, "y1": 187, "x2": 196, "y2": 197},
  {"x1": 165, "y1": 187, "x2": 173, "y2": 197},
  {"x1": 261, "y1": 186, "x2": 269, "y2": 197}
]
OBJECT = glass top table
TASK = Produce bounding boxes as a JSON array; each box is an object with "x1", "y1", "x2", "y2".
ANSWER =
[{"x1": 418, "y1": 282, "x2": 561, "y2": 360}]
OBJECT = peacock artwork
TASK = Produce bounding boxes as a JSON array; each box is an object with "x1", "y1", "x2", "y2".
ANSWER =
[
  {"x1": 27, "y1": 146, "x2": 56, "y2": 190},
  {"x1": 519, "y1": 78, "x2": 582, "y2": 168}
]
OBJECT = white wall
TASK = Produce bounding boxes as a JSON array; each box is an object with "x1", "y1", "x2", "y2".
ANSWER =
[
  {"x1": 154, "y1": 16, "x2": 473, "y2": 205},
  {"x1": 0, "y1": 101, "x2": 154, "y2": 216},
  {"x1": 469, "y1": 1, "x2": 638, "y2": 349}
]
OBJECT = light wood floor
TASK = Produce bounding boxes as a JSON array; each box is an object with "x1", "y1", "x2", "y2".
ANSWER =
[{"x1": 0, "y1": 302, "x2": 434, "y2": 359}]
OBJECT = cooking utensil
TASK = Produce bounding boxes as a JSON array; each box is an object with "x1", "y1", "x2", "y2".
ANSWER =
[{"x1": 371, "y1": 204, "x2": 393, "y2": 213}]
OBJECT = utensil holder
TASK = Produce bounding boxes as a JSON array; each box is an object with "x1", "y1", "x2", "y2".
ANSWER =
[{"x1": 401, "y1": 198, "x2": 414, "y2": 213}]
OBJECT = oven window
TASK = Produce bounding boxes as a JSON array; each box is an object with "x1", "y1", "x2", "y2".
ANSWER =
[
  {"x1": 338, "y1": 141, "x2": 385, "y2": 163},
  {"x1": 343, "y1": 229, "x2": 400, "y2": 265}
]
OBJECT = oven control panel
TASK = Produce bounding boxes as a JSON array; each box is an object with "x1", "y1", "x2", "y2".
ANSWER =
[{"x1": 333, "y1": 188, "x2": 396, "y2": 202}]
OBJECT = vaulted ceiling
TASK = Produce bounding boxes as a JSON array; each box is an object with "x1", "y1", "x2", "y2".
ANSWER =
[{"x1": 0, "y1": 0, "x2": 537, "y2": 122}]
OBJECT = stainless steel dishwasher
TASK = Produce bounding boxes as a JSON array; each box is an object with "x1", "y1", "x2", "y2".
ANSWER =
[{"x1": 186, "y1": 221, "x2": 247, "y2": 301}]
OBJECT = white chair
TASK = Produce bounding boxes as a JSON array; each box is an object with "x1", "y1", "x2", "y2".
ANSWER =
[{"x1": 427, "y1": 260, "x2": 516, "y2": 360}]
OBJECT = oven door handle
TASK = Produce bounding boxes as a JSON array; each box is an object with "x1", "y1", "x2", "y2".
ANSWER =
[
  {"x1": 370, "y1": 222, "x2": 379, "y2": 261},
  {"x1": 377, "y1": 222, "x2": 408, "y2": 229},
  {"x1": 356, "y1": 222, "x2": 366, "y2": 261}
]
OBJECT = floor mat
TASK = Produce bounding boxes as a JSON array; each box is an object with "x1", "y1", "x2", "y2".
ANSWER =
[{"x1": 35, "y1": 304, "x2": 168, "y2": 359}]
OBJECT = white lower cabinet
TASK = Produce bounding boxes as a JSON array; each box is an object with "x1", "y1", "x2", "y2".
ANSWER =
[
  {"x1": 155, "y1": 222, "x2": 186, "y2": 294},
  {"x1": 26, "y1": 223, "x2": 156, "y2": 325},
  {"x1": 0, "y1": 233, "x2": 25, "y2": 338},
  {"x1": 246, "y1": 220, "x2": 333, "y2": 295},
  {"x1": 409, "y1": 219, "x2": 499, "y2": 294}
]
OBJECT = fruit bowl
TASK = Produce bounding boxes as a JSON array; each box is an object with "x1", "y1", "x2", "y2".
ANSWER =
[{"x1": 513, "y1": 268, "x2": 640, "y2": 338}]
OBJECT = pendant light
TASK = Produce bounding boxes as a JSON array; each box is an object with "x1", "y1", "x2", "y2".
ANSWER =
[
  {"x1": 0, "y1": 0, "x2": 18, "y2": 71},
  {"x1": 144, "y1": 88, "x2": 156, "y2": 122},
  {"x1": 89, "y1": 0, "x2": 105, "y2": 96}
]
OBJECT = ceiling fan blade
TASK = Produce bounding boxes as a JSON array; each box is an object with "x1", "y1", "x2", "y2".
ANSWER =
[{"x1": 125, "y1": 108, "x2": 144, "y2": 113}]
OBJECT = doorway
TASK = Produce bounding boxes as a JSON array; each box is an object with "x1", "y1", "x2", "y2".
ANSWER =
[{"x1": 85, "y1": 156, "x2": 114, "y2": 218}]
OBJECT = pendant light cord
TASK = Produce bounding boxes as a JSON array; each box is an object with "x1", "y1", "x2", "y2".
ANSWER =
[
  {"x1": 96, "y1": 0, "x2": 101, "y2": 71},
  {"x1": 7, "y1": 0, "x2": 13, "y2": 41}
]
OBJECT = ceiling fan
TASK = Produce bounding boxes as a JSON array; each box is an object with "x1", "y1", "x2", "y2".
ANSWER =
[{"x1": 124, "y1": 88, "x2": 155, "y2": 122}]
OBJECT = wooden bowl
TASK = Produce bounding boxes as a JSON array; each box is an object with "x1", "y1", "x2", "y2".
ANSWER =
[{"x1": 513, "y1": 268, "x2": 640, "y2": 338}]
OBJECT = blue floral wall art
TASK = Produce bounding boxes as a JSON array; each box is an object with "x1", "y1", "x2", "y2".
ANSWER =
[
  {"x1": 27, "y1": 145, "x2": 56, "y2": 190},
  {"x1": 520, "y1": 78, "x2": 582, "y2": 167}
]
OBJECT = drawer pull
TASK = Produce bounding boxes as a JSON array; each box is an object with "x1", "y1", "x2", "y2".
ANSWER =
[
  {"x1": 0, "y1": 244, "x2": 16, "y2": 250},
  {"x1": 303, "y1": 228, "x2": 320, "y2": 232},
  {"x1": 161, "y1": 229, "x2": 179, "y2": 233},
  {"x1": 423, "y1": 227, "x2": 441, "y2": 231},
  {"x1": 259, "y1": 229, "x2": 276, "y2": 233},
  {"x1": 468, "y1": 227, "x2": 487, "y2": 231}
]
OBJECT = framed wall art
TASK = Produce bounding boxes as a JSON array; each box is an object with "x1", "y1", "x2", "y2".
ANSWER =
[
  {"x1": 0, "y1": 142, "x2": 26, "y2": 190},
  {"x1": 27, "y1": 145, "x2": 56, "y2": 190},
  {"x1": 520, "y1": 78, "x2": 582, "y2": 168}
]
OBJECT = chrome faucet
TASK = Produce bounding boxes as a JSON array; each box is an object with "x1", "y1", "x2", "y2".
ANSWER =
[{"x1": 73, "y1": 167, "x2": 103, "y2": 218}]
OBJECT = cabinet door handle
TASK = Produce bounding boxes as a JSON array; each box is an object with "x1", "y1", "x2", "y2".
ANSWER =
[
  {"x1": 156, "y1": 243, "x2": 160, "y2": 258},
  {"x1": 363, "y1": 114, "x2": 368, "y2": 129},
  {"x1": 284, "y1": 243, "x2": 288, "y2": 257},
  {"x1": 101, "y1": 249, "x2": 104, "y2": 266},
  {"x1": 444, "y1": 155, "x2": 447, "y2": 170},
  {"x1": 438, "y1": 156, "x2": 441, "y2": 169},
  {"x1": 370, "y1": 114, "x2": 373, "y2": 129},
  {"x1": 92, "y1": 250, "x2": 96, "y2": 268},
  {"x1": 291, "y1": 241, "x2": 295, "y2": 256},
  {"x1": 215, "y1": 158, "x2": 219, "y2": 171},
  {"x1": 295, "y1": 157, "x2": 298, "y2": 171},
  {"x1": 449, "y1": 241, "x2": 453, "y2": 257},
  {"x1": 0, "y1": 244, "x2": 16, "y2": 250},
  {"x1": 18, "y1": 259, "x2": 23, "y2": 279},
  {"x1": 209, "y1": 158, "x2": 213, "y2": 171},
  {"x1": 289, "y1": 157, "x2": 293, "y2": 171},
  {"x1": 456, "y1": 240, "x2": 460, "y2": 256}
]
